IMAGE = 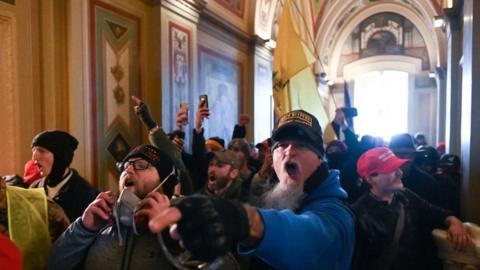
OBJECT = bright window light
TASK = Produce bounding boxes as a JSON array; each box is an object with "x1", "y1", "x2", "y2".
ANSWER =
[{"x1": 354, "y1": 70, "x2": 408, "y2": 141}]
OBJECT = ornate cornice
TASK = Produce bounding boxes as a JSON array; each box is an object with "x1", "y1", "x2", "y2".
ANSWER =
[
  {"x1": 158, "y1": 0, "x2": 206, "y2": 23},
  {"x1": 199, "y1": 7, "x2": 252, "y2": 44}
]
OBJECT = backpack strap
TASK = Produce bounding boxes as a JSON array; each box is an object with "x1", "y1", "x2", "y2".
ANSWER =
[{"x1": 373, "y1": 202, "x2": 405, "y2": 270}]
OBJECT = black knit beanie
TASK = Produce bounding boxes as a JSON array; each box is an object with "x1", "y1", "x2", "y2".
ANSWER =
[{"x1": 31, "y1": 130, "x2": 79, "y2": 185}]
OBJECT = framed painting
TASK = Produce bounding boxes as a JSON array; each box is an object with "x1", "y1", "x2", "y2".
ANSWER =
[{"x1": 198, "y1": 46, "x2": 242, "y2": 144}]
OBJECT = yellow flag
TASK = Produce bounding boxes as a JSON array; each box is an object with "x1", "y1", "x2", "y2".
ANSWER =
[
  {"x1": 289, "y1": 67, "x2": 329, "y2": 129},
  {"x1": 272, "y1": 0, "x2": 328, "y2": 127},
  {"x1": 273, "y1": 0, "x2": 312, "y2": 116}
]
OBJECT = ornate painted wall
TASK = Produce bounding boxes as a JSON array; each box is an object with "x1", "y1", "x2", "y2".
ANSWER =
[
  {"x1": 89, "y1": 0, "x2": 142, "y2": 190},
  {"x1": 338, "y1": 12, "x2": 430, "y2": 77}
]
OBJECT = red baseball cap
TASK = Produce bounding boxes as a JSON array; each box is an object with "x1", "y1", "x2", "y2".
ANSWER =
[{"x1": 357, "y1": 147, "x2": 409, "y2": 177}]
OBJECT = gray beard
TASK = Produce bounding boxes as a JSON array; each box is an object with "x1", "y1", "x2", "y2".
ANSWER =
[{"x1": 262, "y1": 181, "x2": 305, "y2": 211}]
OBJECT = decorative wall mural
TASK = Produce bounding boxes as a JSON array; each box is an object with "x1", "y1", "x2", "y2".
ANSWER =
[
  {"x1": 255, "y1": 0, "x2": 277, "y2": 39},
  {"x1": 338, "y1": 11, "x2": 430, "y2": 76},
  {"x1": 360, "y1": 12, "x2": 404, "y2": 57},
  {"x1": 270, "y1": 0, "x2": 283, "y2": 41},
  {"x1": 168, "y1": 21, "x2": 191, "y2": 146},
  {"x1": 89, "y1": 0, "x2": 141, "y2": 189},
  {"x1": 198, "y1": 46, "x2": 241, "y2": 144},
  {"x1": 168, "y1": 22, "x2": 192, "y2": 123},
  {"x1": 215, "y1": 0, "x2": 245, "y2": 18},
  {"x1": 110, "y1": 63, "x2": 126, "y2": 104},
  {"x1": 310, "y1": 0, "x2": 328, "y2": 34}
]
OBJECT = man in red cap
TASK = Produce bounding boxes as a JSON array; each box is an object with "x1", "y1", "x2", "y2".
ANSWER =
[{"x1": 351, "y1": 147, "x2": 471, "y2": 270}]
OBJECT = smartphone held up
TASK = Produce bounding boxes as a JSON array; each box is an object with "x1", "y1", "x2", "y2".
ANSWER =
[{"x1": 199, "y1": 94, "x2": 209, "y2": 109}]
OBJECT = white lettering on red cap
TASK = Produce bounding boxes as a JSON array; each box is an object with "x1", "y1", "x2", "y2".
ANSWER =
[{"x1": 378, "y1": 150, "x2": 394, "y2": 162}]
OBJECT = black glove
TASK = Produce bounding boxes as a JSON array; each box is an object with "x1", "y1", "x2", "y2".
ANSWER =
[
  {"x1": 174, "y1": 195, "x2": 250, "y2": 261},
  {"x1": 136, "y1": 102, "x2": 157, "y2": 130}
]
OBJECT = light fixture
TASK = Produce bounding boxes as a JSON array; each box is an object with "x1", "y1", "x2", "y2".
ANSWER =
[
  {"x1": 265, "y1": 39, "x2": 277, "y2": 49},
  {"x1": 433, "y1": 16, "x2": 444, "y2": 28}
]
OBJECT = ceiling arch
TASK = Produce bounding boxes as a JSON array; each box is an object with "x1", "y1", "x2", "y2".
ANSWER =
[{"x1": 314, "y1": 0, "x2": 446, "y2": 79}]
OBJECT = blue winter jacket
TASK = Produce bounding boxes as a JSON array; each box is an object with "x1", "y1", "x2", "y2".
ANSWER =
[{"x1": 239, "y1": 169, "x2": 355, "y2": 270}]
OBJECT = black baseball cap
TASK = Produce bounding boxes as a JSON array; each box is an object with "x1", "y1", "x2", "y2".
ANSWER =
[{"x1": 271, "y1": 110, "x2": 324, "y2": 157}]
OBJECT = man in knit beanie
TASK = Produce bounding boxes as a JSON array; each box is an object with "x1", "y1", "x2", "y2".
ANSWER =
[
  {"x1": 30, "y1": 130, "x2": 97, "y2": 221},
  {"x1": 48, "y1": 144, "x2": 181, "y2": 269}
]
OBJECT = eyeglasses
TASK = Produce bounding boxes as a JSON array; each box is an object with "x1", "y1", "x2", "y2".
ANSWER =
[{"x1": 116, "y1": 159, "x2": 151, "y2": 172}]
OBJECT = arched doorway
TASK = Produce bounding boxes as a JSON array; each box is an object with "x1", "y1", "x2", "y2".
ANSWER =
[{"x1": 354, "y1": 70, "x2": 408, "y2": 141}]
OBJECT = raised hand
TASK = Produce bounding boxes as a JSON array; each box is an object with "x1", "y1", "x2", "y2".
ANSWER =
[
  {"x1": 171, "y1": 136, "x2": 184, "y2": 152},
  {"x1": 134, "y1": 192, "x2": 171, "y2": 233},
  {"x1": 194, "y1": 103, "x2": 210, "y2": 134},
  {"x1": 259, "y1": 151, "x2": 273, "y2": 178},
  {"x1": 239, "y1": 114, "x2": 250, "y2": 126},
  {"x1": 131, "y1": 96, "x2": 158, "y2": 130},
  {"x1": 176, "y1": 104, "x2": 189, "y2": 130},
  {"x1": 81, "y1": 191, "x2": 116, "y2": 232}
]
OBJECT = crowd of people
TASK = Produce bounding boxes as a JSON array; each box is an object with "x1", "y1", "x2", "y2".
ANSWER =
[{"x1": 0, "y1": 98, "x2": 471, "y2": 270}]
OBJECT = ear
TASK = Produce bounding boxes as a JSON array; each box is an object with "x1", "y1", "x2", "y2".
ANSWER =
[
  {"x1": 363, "y1": 175, "x2": 375, "y2": 186},
  {"x1": 229, "y1": 168, "x2": 239, "y2": 179}
]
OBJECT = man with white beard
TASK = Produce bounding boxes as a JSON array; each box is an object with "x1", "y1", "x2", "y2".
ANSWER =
[{"x1": 147, "y1": 110, "x2": 356, "y2": 270}]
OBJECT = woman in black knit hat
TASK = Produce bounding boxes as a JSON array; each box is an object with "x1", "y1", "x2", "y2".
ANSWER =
[{"x1": 30, "y1": 130, "x2": 97, "y2": 222}]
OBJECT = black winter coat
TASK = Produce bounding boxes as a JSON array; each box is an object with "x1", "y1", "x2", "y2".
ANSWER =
[{"x1": 351, "y1": 189, "x2": 451, "y2": 270}]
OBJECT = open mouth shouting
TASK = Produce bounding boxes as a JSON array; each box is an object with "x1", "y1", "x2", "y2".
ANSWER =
[
  {"x1": 285, "y1": 160, "x2": 300, "y2": 178},
  {"x1": 208, "y1": 174, "x2": 217, "y2": 185},
  {"x1": 123, "y1": 178, "x2": 135, "y2": 189}
]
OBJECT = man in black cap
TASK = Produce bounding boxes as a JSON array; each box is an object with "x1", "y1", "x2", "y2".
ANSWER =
[
  {"x1": 30, "y1": 130, "x2": 97, "y2": 221},
  {"x1": 147, "y1": 110, "x2": 356, "y2": 270},
  {"x1": 47, "y1": 144, "x2": 180, "y2": 270}
]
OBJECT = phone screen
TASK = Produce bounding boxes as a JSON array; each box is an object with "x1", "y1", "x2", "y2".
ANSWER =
[{"x1": 199, "y1": 95, "x2": 209, "y2": 108}]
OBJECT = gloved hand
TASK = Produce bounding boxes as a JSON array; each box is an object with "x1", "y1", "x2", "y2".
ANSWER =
[
  {"x1": 132, "y1": 96, "x2": 157, "y2": 130},
  {"x1": 173, "y1": 195, "x2": 250, "y2": 261}
]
